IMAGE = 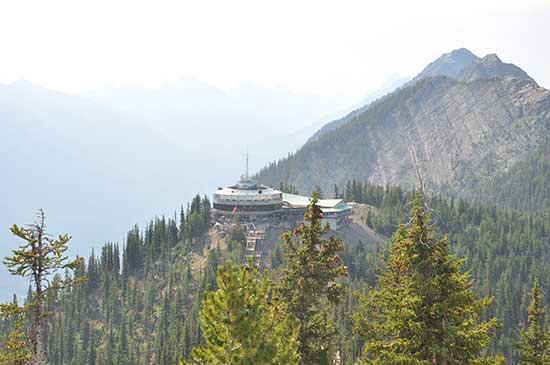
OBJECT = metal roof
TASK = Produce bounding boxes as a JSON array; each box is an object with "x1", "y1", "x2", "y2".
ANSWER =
[
  {"x1": 216, "y1": 185, "x2": 282, "y2": 196},
  {"x1": 282, "y1": 193, "x2": 351, "y2": 210},
  {"x1": 282, "y1": 193, "x2": 311, "y2": 207}
]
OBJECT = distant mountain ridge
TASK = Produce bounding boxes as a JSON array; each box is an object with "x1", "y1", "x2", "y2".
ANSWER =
[
  {"x1": 0, "y1": 78, "x2": 353, "y2": 301},
  {"x1": 256, "y1": 49, "x2": 550, "y2": 205}
]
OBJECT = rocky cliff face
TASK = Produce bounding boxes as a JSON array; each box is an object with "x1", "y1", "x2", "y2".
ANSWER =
[
  {"x1": 256, "y1": 50, "x2": 550, "y2": 198},
  {"x1": 458, "y1": 54, "x2": 533, "y2": 82}
]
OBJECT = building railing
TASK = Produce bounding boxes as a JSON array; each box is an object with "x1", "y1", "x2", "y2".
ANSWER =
[{"x1": 213, "y1": 203, "x2": 283, "y2": 212}]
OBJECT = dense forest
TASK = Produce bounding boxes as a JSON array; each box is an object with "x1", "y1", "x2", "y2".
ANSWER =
[
  {"x1": 2, "y1": 185, "x2": 550, "y2": 364},
  {"x1": 476, "y1": 138, "x2": 550, "y2": 213},
  {"x1": 343, "y1": 181, "x2": 550, "y2": 360}
]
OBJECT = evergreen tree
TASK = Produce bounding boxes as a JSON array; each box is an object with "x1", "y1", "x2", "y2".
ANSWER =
[
  {"x1": 351, "y1": 180, "x2": 357, "y2": 202},
  {"x1": 190, "y1": 194, "x2": 202, "y2": 215},
  {"x1": 7, "y1": 186, "x2": 550, "y2": 364},
  {"x1": 353, "y1": 194, "x2": 502, "y2": 364},
  {"x1": 0, "y1": 303, "x2": 31, "y2": 365},
  {"x1": 345, "y1": 180, "x2": 352, "y2": 202},
  {"x1": 3, "y1": 210, "x2": 83, "y2": 365},
  {"x1": 179, "y1": 205, "x2": 186, "y2": 242},
  {"x1": 186, "y1": 261, "x2": 300, "y2": 365},
  {"x1": 187, "y1": 212, "x2": 206, "y2": 241},
  {"x1": 202, "y1": 195, "x2": 211, "y2": 226},
  {"x1": 280, "y1": 192, "x2": 348, "y2": 364},
  {"x1": 314, "y1": 185, "x2": 324, "y2": 199},
  {"x1": 517, "y1": 279, "x2": 550, "y2": 365}
]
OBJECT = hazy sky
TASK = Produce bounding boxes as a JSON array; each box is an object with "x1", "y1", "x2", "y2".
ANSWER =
[{"x1": 0, "y1": 0, "x2": 548, "y2": 98}]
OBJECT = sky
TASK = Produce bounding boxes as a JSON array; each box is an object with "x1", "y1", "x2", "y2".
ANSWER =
[{"x1": 0, "y1": 0, "x2": 549, "y2": 98}]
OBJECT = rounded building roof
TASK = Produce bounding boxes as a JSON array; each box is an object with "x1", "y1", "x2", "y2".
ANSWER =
[
  {"x1": 215, "y1": 185, "x2": 282, "y2": 197},
  {"x1": 213, "y1": 177, "x2": 283, "y2": 206}
]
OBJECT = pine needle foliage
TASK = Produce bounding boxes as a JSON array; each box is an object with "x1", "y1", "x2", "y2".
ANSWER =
[
  {"x1": 3, "y1": 209, "x2": 83, "y2": 365},
  {"x1": 0, "y1": 303, "x2": 31, "y2": 365},
  {"x1": 280, "y1": 192, "x2": 348, "y2": 365},
  {"x1": 517, "y1": 279, "x2": 550, "y2": 365},
  {"x1": 353, "y1": 193, "x2": 502, "y2": 365},
  {"x1": 185, "y1": 260, "x2": 300, "y2": 365}
]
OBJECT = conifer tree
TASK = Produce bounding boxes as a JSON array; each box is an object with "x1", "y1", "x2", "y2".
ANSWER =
[
  {"x1": 185, "y1": 260, "x2": 300, "y2": 365},
  {"x1": 3, "y1": 209, "x2": 83, "y2": 365},
  {"x1": 179, "y1": 205, "x2": 186, "y2": 242},
  {"x1": 353, "y1": 194, "x2": 502, "y2": 365},
  {"x1": 202, "y1": 195, "x2": 211, "y2": 226},
  {"x1": 280, "y1": 192, "x2": 348, "y2": 365},
  {"x1": 0, "y1": 303, "x2": 31, "y2": 365},
  {"x1": 517, "y1": 279, "x2": 550, "y2": 365},
  {"x1": 314, "y1": 185, "x2": 324, "y2": 199},
  {"x1": 345, "y1": 180, "x2": 351, "y2": 202}
]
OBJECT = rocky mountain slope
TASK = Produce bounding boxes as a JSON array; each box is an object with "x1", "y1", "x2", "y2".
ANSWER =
[
  {"x1": 256, "y1": 49, "x2": 550, "y2": 200},
  {"x1": 458, "y1": 53, "x2": 532, "y2": 82},
  {"x1": 411, "y1": 48, "x2": 479, "y2": 82},
  {"x1": 308, "y1": 74, "x2": 411, "y2": 142},
  {"x1": 309, "y1": 49, "x2": 481, "y2": 144}
]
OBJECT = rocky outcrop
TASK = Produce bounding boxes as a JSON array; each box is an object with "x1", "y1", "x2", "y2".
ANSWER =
[{"x1": 458, "y1": 54, "x2": 533, "y2": 82}]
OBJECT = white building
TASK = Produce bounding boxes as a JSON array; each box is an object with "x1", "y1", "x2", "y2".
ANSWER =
[
  {"x1": 282, "y1": 193, "x2": 352, "y2": 230},
  {"x1": 213, "y1": 177, "x2": 283, "y2": 218},
  {"x1": 212, "y1": 170, "x2": 352, "y2": 229}
]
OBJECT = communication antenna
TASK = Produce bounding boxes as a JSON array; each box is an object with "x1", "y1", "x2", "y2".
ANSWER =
[{"x1": 245, "y1": 146, "x2": 249, "y2": 179}]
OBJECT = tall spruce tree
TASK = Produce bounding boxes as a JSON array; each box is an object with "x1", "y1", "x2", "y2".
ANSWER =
[
  {"x1": 280, "y1": 192, "x2": 348, "y2": 365},
  {"x1": 517, "y1": 279, "x2": 550, "y2": 365},
  {"x1": 3, "y1": 210, "x2": 83, "y2": 365},
  {"x1": 185, "y1": 260, "x2": 300, "y2": 365},
  {"x1": 353, "y1": 194, "x2": 502, "y2": 365}
]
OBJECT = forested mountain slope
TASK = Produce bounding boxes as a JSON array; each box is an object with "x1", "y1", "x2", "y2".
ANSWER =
[
  {"x1": 4, "y1": 186, "x2": 550, "y2": 364},
  {"x1": 341, "y1": 184, "x2": 550, "y2": 362},
  {"x1": 308, "y1": 74, "x2": 410, "y2": 143},
  {"x1": 477, "y1": 138, "x2": 550, "y2": 212},
  {"x1": 256, "y1": 51, "x2": 550, "y2": 202}
]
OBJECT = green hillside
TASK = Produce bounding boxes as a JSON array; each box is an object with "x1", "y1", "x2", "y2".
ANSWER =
[{"x1": 3, "y1": 186, "x2": 550, "y2": 363}]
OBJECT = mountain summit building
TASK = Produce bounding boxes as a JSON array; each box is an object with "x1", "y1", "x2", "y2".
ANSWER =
[
  {"x1": 213, "y1": 177, "x2": 283, "y2": 215},
  {"x1": 213, "y1": 175, "x2": 352, "y2": 230}
]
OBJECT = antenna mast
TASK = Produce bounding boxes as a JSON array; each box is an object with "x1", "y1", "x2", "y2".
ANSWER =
[{"x1": 246, "y1": 146, "x2": 249, "y2": 179}]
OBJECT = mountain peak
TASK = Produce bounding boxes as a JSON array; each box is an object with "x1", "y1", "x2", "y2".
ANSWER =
[
  {"x1": 447, "y1": 48, "x2": 479, "y2": 60},
  {"x1": 459, "y1": 53, "x2": 532, "y2": 82},
  {"x1": 9, "y1": 79, "x2": 36, "y2": 89},
  {"x1": 414, "y1": 48, "x2": 480, "y2": 81},
  {"x1": 257, "y1": 60, "x2": 550, "y2": 199},
  {"x1": 479, "y1": 53, "x2": 502, "y2": 65}
]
